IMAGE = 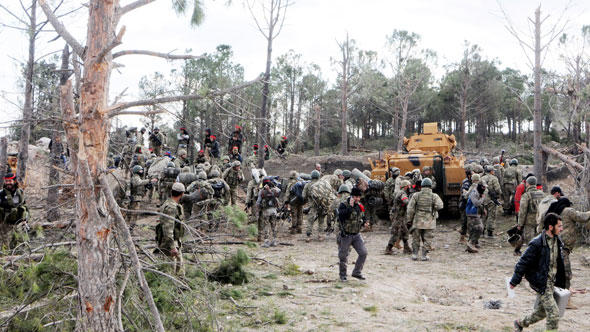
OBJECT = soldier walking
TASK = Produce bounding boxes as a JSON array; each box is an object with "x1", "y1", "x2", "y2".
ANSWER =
[
  {"x1": 384, "y1": 180, "x2": 412, "y2": 255},
  {"x1": 128, "y1": 165, "x2": 158, "y2": 231},
  {"x1": 407, "y1": 178, "x2": 444, "y2": 261},
  {"x1": 222, "y1": 161, "x2": 244, "y2": 206},
  {"x1": 337, "y1": 187, "x2": 369, "y2": 281},
  {"x1": 503, "y1": 159, "x2": 521, "y2": 214},
  {"x1": 515, "y1": 176, "x2": 545, "y2": 255},
  {"x1": 465, "y1": 180, "x2": 485, "y2": 253},
  {"x1": 481, "y1": 165, "x2": 502, "y2": 237},
  {"x1": 257, "y1": 178, "x2": 281, "y2": 247},
  {"x1": 149, "y1": 127, "x2": 165, "y2": 156},
  {"x1": 155, "y1": 182, "x2": 186, "y2": 275}
]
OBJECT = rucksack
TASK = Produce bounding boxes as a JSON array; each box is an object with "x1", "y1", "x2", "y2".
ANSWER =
[
  {"x1": 536, "y1": 195, "x2": 557, "y2": 232},
  {"x1": 289, "y1": 181, "x2": 307, "y2": 205},
  {"x1": 178, "y1": 172, "x2": 197, "y2": 186},
  {"x1": 309, "y1": 180, "x2": 334, "y2": 209},
  {"x1": 465, "y1": 197, "x2": 478, "y2": 215},
  {"x1": 211, "y1": 181, "x2": 225, "y2": 198},
  {"x1": 164, "y1": 167, "x2": 180, "y2": 179},
  {"x1": 527, "y1": 190, "x2": 545, "y2": 214}
]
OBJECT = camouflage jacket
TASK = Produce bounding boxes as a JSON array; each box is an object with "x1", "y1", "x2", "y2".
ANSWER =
[
  {"x1": 256, "y1": 186, "x2": 280, "y2": 210},
  {"x1": 481, "y1": 173, "x2": 502, "y2": 204},
  {"x1": 321, "y1": 174, "x2": 342, "y2": 192},
  {"x1": 391, "y1": 189, "x2": 409, "y2": 220},
  {"x1": 423, "y1": 175, "x2": 437, "y2": 190},
  {"x1": 383, "y1": 176, "x2": 397, "y2": 203},
  {"x1": 337, "y1": 198, "x2": 364, "y2": 234},
  {"x1": 207, "y1": 177, "x2": 231, "y2": 204},
  {"x1": 0, "y1": 187, "x2": 26, "y2": 210},
  {"x1": 246, "y1": 179, "x2": 261, "y2": 205},
  {"x1": 303, "y1": 179, "x2": 335, "y2": 209},
  {"x1": 503, "y1": 165, "x2": 521, "y2": 186},
  {"x1": 559, "y1": 207, "x2": 590, "y2": 249},
  {"x1": 130, "y1": 174, "x2": 150, "y2": 201},
  {"x1": 222, "y1": 168, "x2": 244, "y2": 188},
  {"x1": 149, "y1": 132, "x2": 164, "y2": 147},
  {"x1": 156, "y1": 198, "x2": 184, "y2": 253},
  {"x1": 406, "y1": 187, "x2": 444, "y2": 230},
  {"x1": 518, "y1": 186, "x2": 545, "y2": 228},
  {"x1": 282, "y1": 179, "x2": 297, "y2": 205},
  {"x1": 186, "y1": 180, "x2": 214, "y2": 197},
  {"x1": 174, "y1": 157, "x2": 190, "y2": 169},
  {"x1": 344, "y1": 178, "x2": 356, "y2": 190},
  {"x1": 493, "y1": 164, "x2": 504, "y2": 186}
]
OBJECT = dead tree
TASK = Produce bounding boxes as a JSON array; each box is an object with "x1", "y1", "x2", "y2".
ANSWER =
[
  {"x1": 0, "y1": 137, "x2": 7, "y2": 188},
  {"x1": 314, "y1": 104, "x2": 320, "y2": 156},
  {"x1": 337, "y1": 34, "x2": 352, "y2": 156}
]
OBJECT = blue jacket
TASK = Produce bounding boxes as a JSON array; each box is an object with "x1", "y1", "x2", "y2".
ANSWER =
[{"x1": 510, "y1": 233, "x2": 566, "y2": 294}]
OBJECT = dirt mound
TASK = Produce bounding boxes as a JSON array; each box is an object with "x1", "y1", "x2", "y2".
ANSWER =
[{"x1": 261, "y1": 152, "x2": 378, "y2": 178}]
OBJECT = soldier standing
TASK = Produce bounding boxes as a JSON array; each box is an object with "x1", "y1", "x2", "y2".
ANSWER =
[
  {"x1": 385, "y1": 180, "x2": 412, "y2": 255},
  {"x1": 465, "y1": 181, "x2": 485, "y2": 253},
  {"x1": 246, "y1": 169, "x2": 263, "y2": 234},
  {"x1": 0, "y1": 173, "x2": 29, "y2": 245},
  {"x1": 257, "y1": 178, "x2": 281, "y2": 247},
  {"x1": 503, "y1": 159, "x2": 522, "y2": 214},
  {"x1": 421, "y1": 166, "x2": 436, "y2": 190},
  {"x1": 159, "y1": 162, "x2": 179, "y2": 205},
  {"x1": 511, "y1": 213, "x2": 565, "y2": 332},
  {"x1": 137, "y1": 127, "x2": 146, "y2": 147},
  {"x1": 342, "y1": 170, "x2": 355, "y2": 189},
  {"x1": 516, "y1": 176, "x2": 545, "y2": 255},
  {"x1": 205, "y1": 169, "x2": 231, "y2": 228},
  {"x1": 337, "y1": 187, "x2": 369, "y2": 281},
  {"x1": 458, "y1": 168, "x2": 473, "y2": 243},
  {"x1": 222, "y1": 161, "x2": 244, "y2": 206},
  {"x1": 303, "y1": 170, "x2": 335, "y2": 242},
  {"x1": 362, "y1": 179, "x2": 384, "y2": 229},
  {"x1": 174, "y1": 149, "x2": 191, "y2": 169},
  {"x1": 481, "y1": 165, "x2": 502, "y2": 237},
  {"x1": 221, "y1": 155, "x2": 232, "y2": 173},
  {"x1": 383, "y1": 167, "x2": 400, "y2": 207},
  {"x1": 492, "y1": 156, "x2": 504, "y2": 187},
  {"x1": 128, "y1": 165, "x2": 158, "y2": 231},
  {"x1": 407, "y1": 178, "x2": 444, "y2": 261},
  {"x1": 185, "y1": 171, "x2": 213, "y2": 219},
  {"x1": 155, "y1": 182, "x2": 185, "y2": 275},
  {"x1": 283, "y1": 171, "x2": 303, "y2": 234},
  {"x1": 149, "y1": 127, "x2": 165, "y2": 156}
]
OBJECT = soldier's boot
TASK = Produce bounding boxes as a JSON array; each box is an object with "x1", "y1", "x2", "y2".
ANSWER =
[
  {"x1": 466, "y1": 243, "x2": 479, "y2": 253},
  {"x1": 487, "y1": 229, "x2": 494, "y2": 238},
  {"x1": 459, "y1": 234, "x2": 466, "y2": 244},
  {"x1": 566, "y1": 297, "x2": 578, "y2": 310},
  {"x1": 421, "y1": 249, "x2": 430, "y2": 261},
  {"x1": 411, "y1": 246, "x2": 419, "y2": 261},
  {"x1": 384, "y1": 244, "x2": 393, "y2": 255},
  {"x1": 402, "y1": 240, "x2": 412, "y2": 254},
  {"x1": 513, "y1": 320, "x2": 523, "y2": 332},
  {"x1": 393, "y1": 239, "x2": 402, "y2": 249}
]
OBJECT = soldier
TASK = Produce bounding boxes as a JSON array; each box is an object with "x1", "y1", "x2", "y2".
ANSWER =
[
  {"x1": 149, "y1": 127, "x2": 165, "y2": 156},
  {"x1": 465, "y1": 181, "x2": 485, "y2": 253},
  {"x1": 303, "y1": 170, "x2": 335, "y2": 242},
  {"x1": 155, "y1": 182, "x2": 185, "y2": 275},
  {"x1": 128, "y1": 165, "x2": 158, "y2": 231},
  {"x1": 185, "y1": 171, "x2": 214, "y2": 219},
  {"x1": 208, "y1": 135, "x2": 220, "y2": 160},
  {"x1": 481, "y1": 165, "x2": 502, "y2": 237},
  {"x1": 546, "y1": 197, "x2": 590, "y2": 309},
  {"x1": 195, "y1": 149, "x2": 207, "y2": 164},
  {"x1": 511, "y1": 213, "x2": 565, "y2": 332},
  {"x1": 137, "y1": 127, "x2": 146, "y2": 146},
  {"x1": 421, "y1": 166, "x2": 436, "y2": 190},
  {"x1": 458, "y1": 168, "x2": 473, "y2": 243},
  {"x1": 222, "y1": 161, "x2": 244, "y2": 206},
  {"x1": 473, "y1": 164, "x2": 484, "y2": 175},
  {"x1": 246, "y1": 169, "x2": 263, "y2": 234},
  {"x1": 159, "y1": 162, "x2": 179, "y2": 205},
  {"x1": 385, "y1": 179, "x2": 412, "y2": 255},
  {"x1": 480, "y1": 157, "x2": 489, "y2": 167},
  {"x1": 503, "y1": 159, "x2": 521, "y2": 214},
  {"x1": 492, "y1": 156, "x2": 504, "y2": 186},
  {"x1": 276, "y1": 136, "x2": 288, "y2": 156},
  {"x1": 337, "y1": 187, "x2": 369, "y2": 281},
  {"x1": 221, "y1": 155, "x2": 232, "y2": 172},
  {"x1": 283, "y1": 171, "x2": 304, "y2": 234},
  {"x1": 515, "y1": 176, "x2": 545, "y2": 255},
  {"x1": 257, "y1": 178, "x2": 281, "y2": 247},
  {"x1": 321, "y1": 169, "x2": 343, "y2": 192},
  {"x1": 177, "y1": 127, "x2": 190, "y2": 152},
  {"x1": 410, "y1": 169, "x2": 422, "y2": 188},
  {"x1": 0, "y1": 172, "x2": 28, "y2": 225},
  {"x1": 230, "y1": 146, "x2": 243, "y2": 163},
  {"x1": 330, "y1": 184, "x2": 351, "y2": 231},
  {"x1": 407, "y1": 178, "x2": 444, "y2": 261},
  {"x1": 362, "y1": 178, "x2": 384, "y2": 229},
  {"x1": 205, "y1": 169, "x2": 231, "y2": 227},
  {"x1": 342, "y1": 170, "x2": 355, "y2": 189},
  {"x1": 315, "y1": 163, "x2": 323, "y2": 177},
  {"x1": 383, "y1": 167, "x2": 400, "y2": 206}
]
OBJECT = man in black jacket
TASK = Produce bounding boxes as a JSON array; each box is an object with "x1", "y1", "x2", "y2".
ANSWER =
[
  {"x1": 510, "y1": 212, "x2": 565, "y2": 332},
  {"x1": 337, "y1": 188, "x2": 369, "y2": 282}
]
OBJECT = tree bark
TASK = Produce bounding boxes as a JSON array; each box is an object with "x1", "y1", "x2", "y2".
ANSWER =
[
  {"x1": 533, "y1": 6, "x2": 545, "y2": 189},
  {"x1": 314, "y1": 105, "x2": 320, "y2": 156},
  {"x1": 17, "y1": 0, "x2": 37, "y2": 184},
  {"x1": 0, "y1": 137, "x2": 7, "y2": 188},
  {"x1": 340, "y1": 35, "x2": 350, "y2": 156},
  {"x1": 396, "y1": 99, "x2": 409, "y2": 151},
  {"x1": 257, "y1": 4, "x2": 276, "y2": 168}
]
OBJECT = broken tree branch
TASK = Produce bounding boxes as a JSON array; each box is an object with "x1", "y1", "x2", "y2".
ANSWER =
[
  {"x1": 38, "y1": 0, "x2": 85, "y2": 57},
  {"x1": 112, "y1": 49, "x2": 204, "y2": 60},
  {"x1": 541, "y1": 144, "x2": 583, "y2": 172},
  {"x1": 107, "y1": 75, "x2": 262, "y2": 115},
  {"x1": 98, "y1": 174, "x2": 165, "y2": 332},
  {"x1": 117, "y1": 0, "x2": 156, "y2": 18},
  {"x1": 93, "y1": 26, "x2": 126, "y2": 65}
]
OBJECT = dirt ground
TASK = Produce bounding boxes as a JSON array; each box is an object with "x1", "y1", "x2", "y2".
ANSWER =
[{"x1": 211, "y1": 214, "x2": 590, "y2": 332}]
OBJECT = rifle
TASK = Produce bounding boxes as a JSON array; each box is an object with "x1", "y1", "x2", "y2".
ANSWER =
[
  {"x1": 489, "y1": 191, "x2": 501, "y2": 206},
  {"x1": 149, "y1": 132, "x2": 162, "y2": 146}
]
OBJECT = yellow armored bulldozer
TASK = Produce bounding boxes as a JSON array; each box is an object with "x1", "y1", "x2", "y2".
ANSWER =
[{"x1": 369, "y1": 122, "x2": 465, "y2": 212}]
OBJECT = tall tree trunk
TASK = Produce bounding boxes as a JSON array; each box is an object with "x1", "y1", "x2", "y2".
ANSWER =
[
  {"x1": 258, "y1": 28, "x2": 273, "y2": 167},
  {"x1": 0, "y1": 137, "x2": 7, "y2": 188},
  {"x1": 340, "y1": 35, "x2": 350, "y2": 156},
  {"x1": 18, "y1": 0, "x2": 37, "y2": 184},
  {"x1": 314, "y1": 104, "x2": 320, "y2": 156},
  {"x1": 294, "y1": 88, "x2": 303, "y2": 153},
  {"x1": 396, "y1": 100, "x2": 409, "y2": 151},
  {"x1": 533, "y1": 6, "x2": 544, "y2": 189}
]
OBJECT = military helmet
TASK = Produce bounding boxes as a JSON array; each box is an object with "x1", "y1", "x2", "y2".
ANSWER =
[
  {"x1": 178, "y1": 149, "x2": 187, "y2": 156},
  {"x1": 421, "y1": 178, "x2": 432, "y2": 187},
  {"x1": 480, "y1": 157, "x2": 489, "y2": 165},
  {"x1": 209, "y1": 169, "x2": 220, "y2": 178},
  {"x1": 342, "y1": 170, "x2": 352, "y2": 178},
  {"x1": 389, "y1": 167, "x2": 400, "y2": 176},
  {"x1": 311, "y1": 170, "x2": 320, "y2": 179},
  {"x1": 154, "y1": 126, "x2": 159, "y2": 131},
  {"x1": 526, "y1": 176, "x2": 537, "y2": 186},
  {"x1": 132, "y1": 165, "x2": 143, "y2": 174},
  {"x1": 362, "y1": 170, "x2": 372, "y2": 177},
  {"x1": 510, "y1": 158, "x2": 518, "y2": 166},
  {"x1": 171, "y1": 182, "x2": 185, "y2": 192},
  {"x1": 289, "y1": 170, "x2": 298, "y2": 179},
  {"x1": 223, "y1": 155, "x2": 230, "y2": 162},
  {"x1": 338, "y1": 184, "x2": 351, "y2": 194},
  {"x1": 232, "y1": 160, "x2": 241, "y2": 167},
  {"x1": 492, "y1": 156, "x2": 500, "y2": 164},
  {"x1": 400, "y1": 180, "x2": 411, "y2": 188},
  {"x1": 197, "y1": 171, "x2": 207, "y2": 180},
  {"x1": 412, "y1": 168, "x2": 421, "y2": 174},
  {"x1": 484, "y1": 165, "x2": 494, "y2": 173},
  {"x1": 474, "y1": 165, "x2": 484, "y2": 174},
  {"x1": 404, "y1": 171, "x2": 413, "y2": 177},
  {"x1": 167, "y1": 162, "x2": 175, "y2": 168},
  {"x1": 181, "y1": 167, "x2": 190, "y2": 173},
  {"x1": 471, "y1": 174, "x2": 481, "y2": 182},
  {"x1": 333, "y1": 169, "x2": 343, "y2": 176},
  {"x1": 422, "y1": 166, "x2": 432, "y2": 172}
]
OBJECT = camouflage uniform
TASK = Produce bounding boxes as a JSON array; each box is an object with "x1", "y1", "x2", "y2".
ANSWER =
[
  {"x1": 503, "y1": 163, "x2": 521, "y2": 212},
  {"x1": 337, "y1": 197, "x2": 368, "y2": 280},
  {"x1": 407, "y1": 185, "x2": 444, "y2": 261},
  {"x1": 386, "y1": 185, "x2": 411, "y2": 254},
  {"x1": 203, "y1": 175, "x2": 230, "y2": 228},
  {"x1": 149, "y1": 131, "x2": 165, "y2": 156},
  {"x1": 283, "y1": 175, "x2": 303, "y2": 234},
  {"x1": 174, "y1": 155, "x2": 191, "y2": 169},
  {"x1": 383, "y1": 176, "x2": 397, "y2": 205},
  {"x1": 0, "y1": 187, "x2": 27, "y2": 225},
  {"x1": 128, "y1": 173, "x2": 151, "y2": 229},
  {"x1": 466, "y1": 185, "x2": 485, "y2": 250},
  {"x1": 421, "y1": 166, "x2": 436, "y2": 190},
  {"x1": 303, "y1": 178, "x2": 335, "y2": 239},
  {"x1": 156, "y1": 197, "x2": 184, "y2": 274},
  {"x1": 186, "y1": 176, "x2": 214, "y2": 219},
  {"x1": 159, "y1": 166, "x2": 179, "y2": 205},
  {"x1": 362, "y1": 180, "x2": 384, "y2": 228},
  {"x1": 559, "y1": 207, "x2": 590, "y2": 289},
  {"x1": 517, "y1": 185, "x2": 545, "y2": 244},
  {"x1": 222, "y1": 164, "x2": 244, "y2": 206},
  {"x1": 321, "y1": 174, "x2": 343, "y2": 192},
  {"x1": 458, "y1": 174, "x2": 472, "y2": 238},
  {"x1": 481, "y1": 169, "x2": 502, "y2": 235},
  {"x1": 492, "y1": 159, "x2": 504, "y2": 187},
  {"x1": 257, "y1": 186, "x2": 281, "y2": 247}
]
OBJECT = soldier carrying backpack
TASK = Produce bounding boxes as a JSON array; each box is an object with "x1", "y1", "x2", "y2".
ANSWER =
[{"x1": 515, "y1": 176, "x2": 545, "y2": 255}]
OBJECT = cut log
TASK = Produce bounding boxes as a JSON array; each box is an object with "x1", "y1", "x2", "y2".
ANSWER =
[{"x1": 541, "y1": 145, "x2": 583, "y2": 172}]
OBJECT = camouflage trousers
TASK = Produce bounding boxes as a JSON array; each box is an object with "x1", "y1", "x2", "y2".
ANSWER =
[
  {"x1": 126, "y1": 201, "x2": 141, "y2": 228},
  {"x1": 459, "y1": 208, "x2": 468, "y2": 236},
  {"x1": 248, "y1": 205, "x2": 261, "y2": 225},
  {"x1": 520, "y1": 282, "x2": 559, "y2": 331},
  {"x1": 365, "y1": 206, "x2": 379, "y2": 226},
  {"x1": 467, "y1": 215, "x2": 483, "y2": 245},
  {"x1": 307, "y1": 205, "x2": 327, "y2": 236},
  {"x1": 503, "y1": 183, "x2": 515, "y2": 211},
  {"x1": 387, "y1": 217, "x2": 409, "y2": 247},
  {"x1": 152, "y1": 145, "x2": 162, "y2": 156},
  {"x1": 260, "y1": 213, "x2": 277, "y2": 242},
  {"x1": 411, "y1": 229, "x2": 434, "y2": 252},
  {"x1": 159, "y1": 182, "x2": 174, "y2": 205},
  {"x1": 158, "y1": 241, "x2": 184, "y2": 276},
  {"x1": 337, "y1": 233, "x2": 367, "y2": 278},
  {"x1": 563, "y1": 248, "x2": 572, "y2": 289},
  {"x1": 289, "y1": 204, "x2": 303, "y2": 232},
  {"x1": 482, "y1": 202, "x2": 497, "y2": 233},
  {"x1": 229, "y1": 188, "x2": 238, "y2": 206}
]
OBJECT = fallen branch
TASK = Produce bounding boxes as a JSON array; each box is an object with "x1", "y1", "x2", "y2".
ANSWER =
[
  {"x1": 541, "y1": 144, "x2": 583, "y2": 172},
  {"x1": 112, "y1": 49, "x2": 205, "y2": 60},
  {"x1": 0, "y1": 292, "x2": 76, "y2": 320}
]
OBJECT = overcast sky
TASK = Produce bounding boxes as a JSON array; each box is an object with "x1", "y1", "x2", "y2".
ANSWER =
[{"x1": 0, "y1": 0, "x2": 588, "y2": 135}]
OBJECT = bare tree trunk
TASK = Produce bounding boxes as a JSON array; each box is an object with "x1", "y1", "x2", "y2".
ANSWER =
[
  {"x1": 258, "y1": 23, "x2": 274, "y2": 168},
  {"x1": 47, "y1": 128, "x2": 61, "y2": 222},
  {"x1": 339, "y1": 34, "x2": 350, "y2": 156},
  {"x1": 294, "y1": 88, "x2": 303, "y2": 152},
  {"x1": 314, "y1": 104, "x2": 320, "y2": 156},
  {"x1": 533, "y1": 6, "x2": 545, "y2": 189},
  {"x1": 17, "y1": 0, "x2": 37, "y2": 184},
  {"x1": 0, "y1": 137, "x2": 7, "y2": 188},
  {"x1": 396, "y1": 100, "x2": 409, "y2": 151}
]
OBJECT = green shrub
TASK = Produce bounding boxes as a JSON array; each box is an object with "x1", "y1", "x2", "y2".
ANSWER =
[{"x1": 208, "y1": 249, "x2": 252, "y2": 285}]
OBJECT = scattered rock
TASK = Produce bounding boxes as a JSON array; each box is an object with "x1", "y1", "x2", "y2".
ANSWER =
[
  {"x1": 282, "y1": 284, "x2": 289, "y2": 290},
  {"x1": 483, "y1": 299, "x2": 503, "y2": 309},
  {"x1": 581, "y1": 256, "x2": 590, "y2": 268},
  {"x1": 304, "y1": 269, "x2": 314, "y2": 275}
]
